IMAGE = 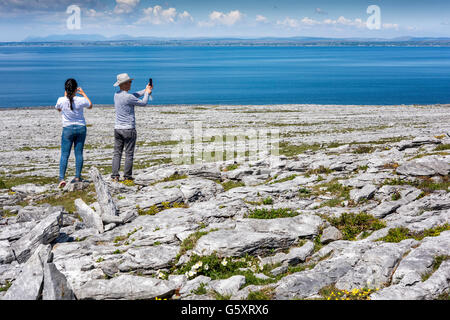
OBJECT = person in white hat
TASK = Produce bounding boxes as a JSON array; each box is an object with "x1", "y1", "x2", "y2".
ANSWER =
[{"x1": 111, "y1": 73, "x2": 153, "y2": 182}]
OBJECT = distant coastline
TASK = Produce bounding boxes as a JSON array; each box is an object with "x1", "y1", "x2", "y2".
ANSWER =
[{"x1": 2, "y1": 36, "x2": 450, "y2": 47}]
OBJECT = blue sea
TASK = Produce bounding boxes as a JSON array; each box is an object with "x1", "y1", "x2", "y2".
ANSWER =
[{"x1": 0, "y1": 45, "x2": 450, "y2": 108}]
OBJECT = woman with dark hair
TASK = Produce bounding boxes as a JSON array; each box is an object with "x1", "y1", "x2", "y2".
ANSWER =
[{"x1": 55, "y1": 78, "x2": 93, "y2": 188}]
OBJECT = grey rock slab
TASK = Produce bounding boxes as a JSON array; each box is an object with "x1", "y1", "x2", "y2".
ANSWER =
[
  {"x1": 183, "y1": 163, "x2": 222, "y2": 180},
  {"x1": 194, "y1": 215, "x2": 322, "y2": 257},
  {"x1": 369, "y1": 201, "x2": 402, "y2": 219},
  {"x1": 74, "y1": 198, "x2": 104, "y2": 233},
  {"x1": 415, "y1": 156, "x2": 450, "y2": 176},
  {"x1": 350, "y1": 184, "x2": 377, "y2": 203},
  {"x1": 16, "y1": 204, "x2": 64, "y2": 223},
  {"x1": 208, "y1": 275, "x2": 246, "y2": 296},
  {"x1": 0, "y1": 241, "x2": 14, "y2": 264},
  {"x1": 274, "y1": 239, "x2": 414, "y2": 299},
  {"x1": 194, "y1": 229, "x2": 297, "y2": 258},
  {"x1": 2, "y1": 244, "x2": 51, "y2": 300},
  {"x1": 11, "y1": 183, "x2": 49, "y2": 194},
  {"x1": 42, "y1": 262, "x2": 76, "y2": 300},
  {"x1": 12, "y1": 211, "x2": 63, "y2": 263},
  {"x1": 262, "y1": 241, "x2": 314, "y2": 266},
  {"x1": 270, "y1": 264, "x2": 289, "y2": 276},
  {"x1": 334, "y1": 239, "x2": 417, "y2": 291},
  {"x1": 0, "y1": 221, "x2": 37, "y2": 241},
  {"x1": 371, "y1": 260, "x2": 450, "y2": 300},
  {"x1": 321, "y1": 226, "x2": 343, "y2": 244},
  {"x1": 134, "y1": 166, "x2": 178, "y2": 185},
  {"x1": 76, "y1": 274, "x2": 177, "y2": 300},
  {"x1": 89, "y1": 167, "x2": 118, "y2": 216},
  {"x1": 396, "y1": 162, "x2": 437, "y2": 177},
  {"x1": 118, "y1": 245, "x2": 179, "y2": 272},
  {"x1": 390, "y1": 231, "x2": 450, "y2": 286},
  {"x1": 225, "y1": 167, "x2": 255, "y2": 180},
  {"x1": 179, "y1": 275, "x2": 211, "y2": 297},
  {"x1": 179, "y1": 177, "x2": 224, "y2": 203},
  {"x1": 132, "y1": 188, "x2": 185, "y2": 210}
]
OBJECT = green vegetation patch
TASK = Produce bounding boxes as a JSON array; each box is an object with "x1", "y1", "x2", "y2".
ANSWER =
[
  {"x1": 312, "y1": 179, "x2": 352, "y2": 208},
  {"x1": 246, "y1": 208, "x2": 300, "y2": 219},
  {"x1": 353, "y1": 145, "x2": 375, "y2": 154},
  {"x1": 327, "y1": 212, "x2": 386, "y2": 241},
  {"x1": 381, "y1": 176, "x2": 449, "y2": 194},
  {"x1": 0, "y1": 175, "x2": 59, "y2": 189},
  {"x1": 223, "y1": 163, "x2": 240, "y2": 171},
  {"x1": 377, "y1": 224, "x2": 450, "y2": 243},
  {"x1": 0, "y1": 281, "x2": 12, "y2": 292},
  {"x1": 219, "y1": 180, "x2": 246, "y2": 191},
  {"x1": 277, "y1": 141, "x2": 322, "y2": 157},
  {"x1": 33, "y1": 184, "x2": 96, "y2": 213},
  {"x1": 434, "y1": 144, "x2": 450, "y2": 151},
  {"x1": 247, "y1": 288, "x2": 275, "y2": 300},
  {"x1": 150, "y1": 173, "x2": 188, "y2": 186},
  {"x1": 270, "y1": 174, "x2": 297, "y2": 184},
  {"x1": 421, "y1": 255, "x2": 449, "y2": 282},
  {"x1": 137, "y1": 201, "x2": 188, "y2": 216}
]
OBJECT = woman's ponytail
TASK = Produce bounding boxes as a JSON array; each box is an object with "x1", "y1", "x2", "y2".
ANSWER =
[{"x1": 65, "y1": 78, "x2": 78, "y2": 111}]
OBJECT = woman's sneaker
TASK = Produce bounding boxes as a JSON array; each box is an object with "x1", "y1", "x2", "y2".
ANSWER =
[{"x1": 58, "y1": 180, "x2": 66, "y2": 189}]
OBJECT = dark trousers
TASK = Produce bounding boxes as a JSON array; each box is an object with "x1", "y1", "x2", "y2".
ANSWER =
[{"x1": 111, "y1": 128, "x2": 137, "y2": 180}]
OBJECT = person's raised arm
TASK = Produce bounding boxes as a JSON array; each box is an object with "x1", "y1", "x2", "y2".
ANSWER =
[
  {"x1": 77, "y1": 87, "x2": 93, "y2": 109},
  {"x1": 130, "y1": 84, "x2": 152, "y2": 106}
]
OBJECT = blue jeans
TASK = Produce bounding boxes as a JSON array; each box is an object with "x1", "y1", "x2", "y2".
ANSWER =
[{"x1": 59, "y1": 125, "x2": 87, "y2": 181}]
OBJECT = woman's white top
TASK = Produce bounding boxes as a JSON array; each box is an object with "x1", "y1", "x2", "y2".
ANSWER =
[{"x1": 55, "y1": 96, "x2": 90, "y2": 127}]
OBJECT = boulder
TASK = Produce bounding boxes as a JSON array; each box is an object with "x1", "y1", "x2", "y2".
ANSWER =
[
  {"x1": 89, "y1": 167, "x2": 118, "y2": 216},
  {"x1": 76, "y1": 275, "x2": 177, "y2": 300},
  {"x1": 350, "y1": 184, "x2": 377, "y2": 203},
  {"x1": 12, "y1": 211, "x2": 63, "y2": 263},
  {"x1": 321, "y1": 226, "x2": 343, "y2": 244},
  {"x1": 2, "y1": 245, "x2": 51, "y2": 300},
  {"x1": 209, "y1": 275, "x2": 246, "y2": 296},
  {"x1": 74, "y1": 198, "x2": 104, "y2": 233},
  {"x1": 42, "y1": 262, "x2": 76, "y2": 300},
  {"x1": 0, "y1": 241, "x2": 14, "y2": 264}
]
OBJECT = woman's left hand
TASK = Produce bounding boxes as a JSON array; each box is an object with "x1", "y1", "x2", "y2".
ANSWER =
[{"x1": 77, "y1": 87, "x2": 86, "y2": 96}]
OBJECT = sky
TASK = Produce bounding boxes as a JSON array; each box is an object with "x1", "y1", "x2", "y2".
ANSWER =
[{"x1": 0, "y1": 0, "x2": 449, "y2": 41}]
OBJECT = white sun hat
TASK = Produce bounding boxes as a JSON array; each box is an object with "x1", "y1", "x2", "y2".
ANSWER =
[{"x1": 114, "y1": 73, "x2": 134, "y2": 87}]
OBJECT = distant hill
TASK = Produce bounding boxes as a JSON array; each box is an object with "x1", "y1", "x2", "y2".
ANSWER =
[{"x1": 21, "y1": 34, "x2": 450, "y2": 43}]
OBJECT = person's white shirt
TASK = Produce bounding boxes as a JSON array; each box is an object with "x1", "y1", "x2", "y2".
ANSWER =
[{"x1": 55, "y1": 96, "x2": 90, "y2": 127}]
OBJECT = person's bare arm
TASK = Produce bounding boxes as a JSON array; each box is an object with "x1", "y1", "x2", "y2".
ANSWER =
[{"x1": 77, "y1": 87, "x2": 93, "y2": 109}]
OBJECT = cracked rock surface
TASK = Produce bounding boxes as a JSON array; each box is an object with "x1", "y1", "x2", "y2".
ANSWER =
[{"x1": 0, "y1": 104, "x2": 449, "y2": 300}]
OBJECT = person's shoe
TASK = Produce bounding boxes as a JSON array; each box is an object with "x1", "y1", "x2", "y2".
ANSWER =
[
  {"x1": 71, "y1": 178, "x2": 83, "y2": 184},
  {"x1": 58, "y1": 180, "x2": 66, "y2": 188}
]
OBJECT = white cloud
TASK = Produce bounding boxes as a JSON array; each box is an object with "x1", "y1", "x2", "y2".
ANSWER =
[
  {"x1": 382, "y1": 23, "x2": 399, "y2": 30},
  {"x1": 178, "y1": 10, "x2": 194, "y2": 22},
  {"x1": 276, "y1": 15, "x2": 369, "y2": 30},
  {"x1": 114, "y1": 0, "x2": 140, "y2": 14},
  {"x1": 199, "y1": 10, "x2": 243, "y2": 27},
  {"x1": 276, "y1": 17, "x2": 300, "y2": 28},
  {"x1": 137, "y1": 5, "x2": 193, "y2": 25},
  {"x1": 256, "y1": 15, "x2": 268, "y2": 23},
  {"x1": 301, "y1": 17, "x2": 321, "y2": 26}
]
